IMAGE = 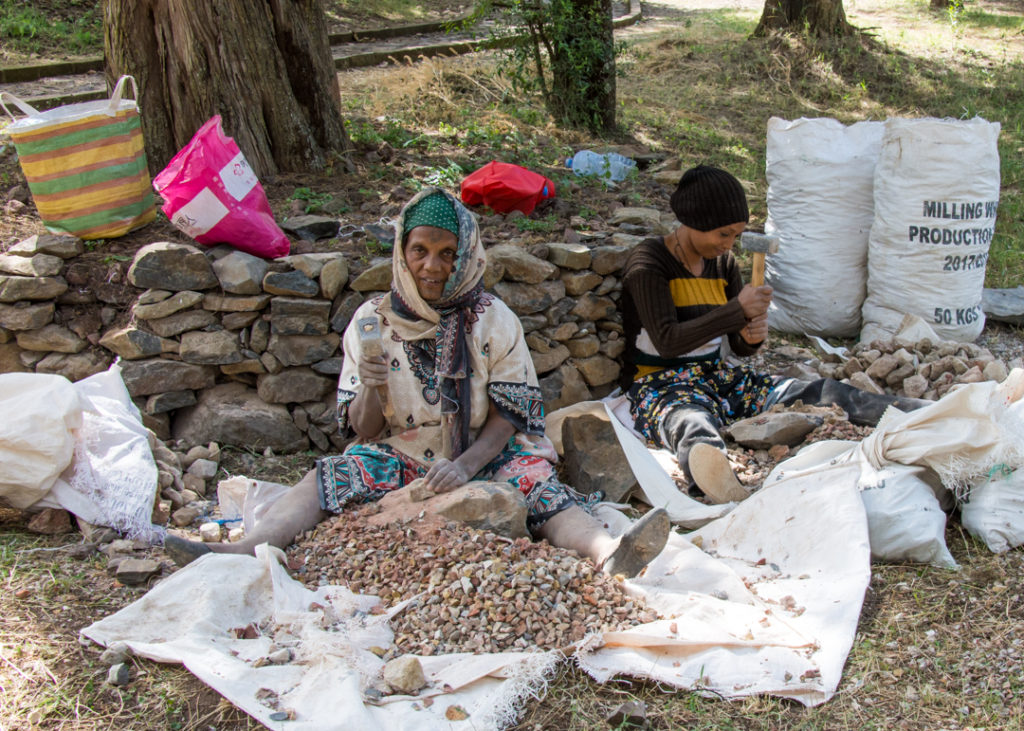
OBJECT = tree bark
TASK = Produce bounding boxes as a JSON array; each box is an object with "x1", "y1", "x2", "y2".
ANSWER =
[
  {"x1": 546, "y1": 0, "x2": 617, "y2": 135},
  {"x1": 753, "y1": 0, "x2": 855, "y2": 37},
  {"x1": 104, "y1": 0, "x2": 350, "y2": 177}
]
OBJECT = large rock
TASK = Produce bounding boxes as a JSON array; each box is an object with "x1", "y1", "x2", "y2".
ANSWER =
[
  {"x1": 257, "y1": 368, "x2": 333, "y2": 403},
  {"x1": 179, "y1": 330, "x2": 242, "y2": 365},
  {"x1": 133, "y1": 291, "x2": 204, "y2": 320},
  {"x1": 566, "y1": 335, "x2": 600, "y2": 358},
  {"x1": 560, "y1": 270, "x2": 602, "y2": 296},
  {"x1": 144, "y1": 309, "x2": 218, "y2": 338},
  {"x1": 212, "y1": 250, "x2": 269, "y2": 295},
  {"x1": 349, "y1": 259, "x2": 393, "y2": 292},
  {"x1": 271, "y1": 297, "x2": 331, "y2": 335},
  {"x1": 268, "y1": 333, "x2": 340, "y2": 366},
  {"x1": 319, "y1": 257, "x2": 349, "y2": 300},
  {"x1": 17, "y1": 324, "x2": 87, "y2": 353},
  {"x1": 173, "y1": 382, "x2": 306, "y2": 450},
  {"x1": 546, "y1": 243, "x2": 591, "y2": 270},
  {"x1": 724, "y1": 412, "x2": 824, "y2": 449},
  {"x1": 100, "y1": 327, "x2": 176, "y2": 360},
  {"x1": 128, "y1": 242, "x2": 218, "y2": 291},
  {"x1": 35, "y1": 350, "x2": 111, "y2": 381},
  {"x1": 570, "y1": 293, "x2": 615, "y2": 321},
  {"x1": 561, "y1": 413, "x2": 638, "y2": 501},
  {"x1": 530, "y1": 343, "x2": 570, "y2": 375},
  {"x1": 0, "y1": 275, "x2": 67, "y2": 302},
  {"x1": 487, "y1": 245, "x2": 557, "y2": 283},
  {"x1": 539, "y1": 363, "x2": 592, "y2": 411},
  {"x1": 609, "y1": 207, "x2": 668, "y2": 233},
  {"x1": 591, "y1": 245, "x2": 631, "y2": 275},
  {"x1": 982, "y1": 286, "x2": 1024, "y2": 325},
  {"x1": 372, "y1": 480, "x2": 528, "y2": 538},
  {"x1": 0, "y1": 343, "x2": 29, "y2": 372},
  {"x1": 0, "y1": 253, "x2": 63, "y2": 277},
  {"x1": 574, "y1": 354, "x2": 620, "y2": 387},
  {"x1": 280, "y1": 252, "x2": 343, "y2": 279},
  {"x1": 202, "y1": 293, "x2": 271, "y2": 312},
  {"x1": 330, "y1": 291, "x2": 364, "y2": 333},
  {"x1": 280, "y1": 215, "x2": 340, "y2": 242},
  {"x1": 492, "y1": 280, "x2": 565, "y2": 315},
  {"x1": 119, "y1": 360, "x2": 217, "y2": 396},
  {"x1": 0, "y1": 302, "x2": 54, "y2": 331},
  {"x1": 263, "y1": 269, "x2": 319, "y2": 297},
  {"x1": 7, "y1": 233, "x2": 84, "y2": 259}
]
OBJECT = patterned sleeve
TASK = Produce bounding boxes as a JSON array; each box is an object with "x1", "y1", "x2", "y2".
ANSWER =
[
  {"x1": 484, "y1": 299, "x2": 546, "y2": 435},
  {"x1": 335, "y1": 302, "x2": 374, "y2": 435}
]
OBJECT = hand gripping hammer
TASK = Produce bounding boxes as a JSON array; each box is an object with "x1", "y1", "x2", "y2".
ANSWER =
[{"x1": 739, "y1": 232, "x2": 780, "y2": 287}]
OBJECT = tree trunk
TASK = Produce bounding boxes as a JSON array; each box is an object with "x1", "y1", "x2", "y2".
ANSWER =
[
  {"x1": 546, "y1": 0, "x2": 617, "y2": 135},
  {"x1": 753, "y1": 0, "x2": 855, "y2": 37},
  {"x1": 104, "y1": 0, "x2": 350, "y2": 178}
]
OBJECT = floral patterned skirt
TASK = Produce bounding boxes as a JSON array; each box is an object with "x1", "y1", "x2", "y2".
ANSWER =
[
  {"x1": 316, "y1": 437, "x2": 596, "y2": 531},
  {"x1": 628, "y1": 359, "x2": 775, "y2": 448}
]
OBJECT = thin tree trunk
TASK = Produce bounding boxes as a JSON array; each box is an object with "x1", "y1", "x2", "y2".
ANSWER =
[
  {"x1": 104, "y1": 0, "x2": 349, "y2": 177},
  {"x1": 547, "y1": 0, "x2": 616, "y2": 134},
  {"x1": 753, "y1": 0, "x2": 855, "y2": 37}
]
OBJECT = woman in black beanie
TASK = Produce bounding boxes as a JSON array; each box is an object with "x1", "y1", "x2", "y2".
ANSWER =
[{"x1": 620, "y1": 165, "x2": 927, "y2": 503}]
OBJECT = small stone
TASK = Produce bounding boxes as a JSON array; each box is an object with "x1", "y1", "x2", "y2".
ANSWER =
[
  {"x1": 115, "y1": 558, "x2": 160, "y2": 586},
  {"x1": 267, "y1": 647, "x2": 292, "y2": 664},
  {"x1": 199, "y1": 522, "x2": 222, "y2": 542},
  {"x1": 106, "y1": 662, "x2": 132, "y2": 686},
  {"x1": 187, "y1": 458, "x2": 219, "y2": 480},
  {"x1": 383, "y1": 655, "x2": 427, "y2": 694},
  {"x1": 27, "y1": 508, "x2": 73, "y2": 534},
  {"x1": 228, "y1": 527, "x2": 245, "y2": 542},
  {"x1": 171, "y1": 506, "x2": 202, "y2": 527},
  {"x1": 99, "y1": 642, "x2": 131, "y2": 666}
]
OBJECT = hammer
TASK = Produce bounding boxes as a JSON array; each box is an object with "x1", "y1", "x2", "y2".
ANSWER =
[{"x1": 739, "y1": 232, "x2": 780, "y2": 288}]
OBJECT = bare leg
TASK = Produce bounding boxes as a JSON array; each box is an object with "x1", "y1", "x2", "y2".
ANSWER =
[
  {"x1": 164, "y1": 469, "x2": 328, "y2": 566},
  {"x1": 534, "y1": 505, "x2": 670, "y2": 578}
]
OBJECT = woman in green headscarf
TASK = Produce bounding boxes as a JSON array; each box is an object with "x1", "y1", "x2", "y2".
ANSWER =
[{"x1": 166, "y1": 188, "x2": 668, "y2": 578}]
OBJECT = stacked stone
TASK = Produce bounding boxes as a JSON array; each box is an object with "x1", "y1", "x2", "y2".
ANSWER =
[
  {"x1": 0, "y1": 233, "x2": 113, "y2": 380},
  {"x1": 0, "y1": 205, "x2": 679, "y2": 454},
  {"x1": 491, "y1": 206, "x2": 674, "y2": 410},
  {"x1": 816, "y1": 338, "x2": 1014, "y2": 400},
  {"x1": 98, "y1": 241, "x2": 357, "y2": 453}
]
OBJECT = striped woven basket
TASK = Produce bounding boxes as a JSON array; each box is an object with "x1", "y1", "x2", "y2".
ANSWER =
[{"x1": 1, "y1": 76, "x2": 156, "y2": 240}]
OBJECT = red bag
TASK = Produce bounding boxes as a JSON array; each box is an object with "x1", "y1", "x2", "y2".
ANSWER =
[
  {"x1": 153, "y1": 116, "x2": 289, "y2": 258},
  {"x1": 460, "y1": 161, "x2": 555, "y2": 216}
]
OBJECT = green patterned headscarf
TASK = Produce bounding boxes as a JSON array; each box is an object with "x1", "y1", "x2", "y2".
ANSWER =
[{"x1": 402, "y1": 191, "x2": 460, "y2": 239}]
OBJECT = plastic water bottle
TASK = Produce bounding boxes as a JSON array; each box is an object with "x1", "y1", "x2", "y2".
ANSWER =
[{"x1": 565, "y1": 150, "x2": 637, "y2": 182}]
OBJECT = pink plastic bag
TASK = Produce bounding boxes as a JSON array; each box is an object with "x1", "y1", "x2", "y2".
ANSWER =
[{"x1": 153, "y1": 116, "x2": 289, "y2": 258}]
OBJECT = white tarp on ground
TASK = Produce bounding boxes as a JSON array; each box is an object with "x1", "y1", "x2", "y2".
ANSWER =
[
  {"x1": 80, "y1": 372, "x2": 1024, "y2": 728},
  {"x1": 0, "y1": 364, "x2": 159, "y2": 539}
]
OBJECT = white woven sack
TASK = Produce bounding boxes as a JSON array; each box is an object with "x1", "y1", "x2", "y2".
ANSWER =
[
  {"x1": 765, "y1": 117, "x2": 884, "y2": 337},
  {"x1": 961, "y1": 469, "x2": 1024, "y2": 553},
  {"x1": 862, "y1": 117, "x2": 1000, "y2": 343}
]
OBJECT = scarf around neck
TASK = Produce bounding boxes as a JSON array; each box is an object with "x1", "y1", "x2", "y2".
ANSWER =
[{"x1": 379, "y1": 187, "x2": 488, "y2": 458}]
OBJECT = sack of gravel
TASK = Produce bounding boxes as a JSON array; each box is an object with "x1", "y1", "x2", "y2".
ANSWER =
[{"x1": 862, "y1": 117, "x2": 1001, "y2": 343}]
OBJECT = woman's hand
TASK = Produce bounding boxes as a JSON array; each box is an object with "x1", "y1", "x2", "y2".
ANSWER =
[
  {"x1": 358, "y1": 353, "x2": 389, "y2": 387},
  {"x1": 738, "y1": 284, "x2": 772, "y2": 319},
  {"x1": 423, "y1": 458, "x2": 472, "y2": 493},
  {"x1": 740, "y1": 313, "x2": 769, "y2": 344}
]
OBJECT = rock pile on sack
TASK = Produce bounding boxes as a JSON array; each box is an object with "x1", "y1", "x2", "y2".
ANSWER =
[
  {"x1": 288, "y1": 507, "x2": 657, "y2": 657},
  {"x1": 0, "y1": 206, "x2": 677, "y2": 452},
  {"x1": 148, "y1": 437, "x2": 230, "y2": 536},
  {"x1": 814, "y1": 338, "x2": 1013, "y2": 399}
]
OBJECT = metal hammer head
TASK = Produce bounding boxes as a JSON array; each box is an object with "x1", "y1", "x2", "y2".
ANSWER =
[{"x1": 739, "y1": 232, "x2": 780, "y2": 254}]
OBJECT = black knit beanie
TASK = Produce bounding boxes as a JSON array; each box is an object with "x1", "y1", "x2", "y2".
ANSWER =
[{"x1": 670, "y1": 165, "x2": 749, "y2": 231}]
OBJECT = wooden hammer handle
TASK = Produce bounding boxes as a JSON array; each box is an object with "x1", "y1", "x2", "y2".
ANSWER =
[{"x1": 751, "y1": 252, "x2": 766, "y2": 287}]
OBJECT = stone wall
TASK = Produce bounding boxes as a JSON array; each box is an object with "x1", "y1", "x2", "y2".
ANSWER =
[{"x1": 0, "y1": 206, "x2": 675, "y2": 452}]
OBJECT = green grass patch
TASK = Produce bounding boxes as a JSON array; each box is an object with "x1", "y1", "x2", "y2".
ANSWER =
[{"x1": 0, "y1": 1, "x2": 102, "y2": 58}]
